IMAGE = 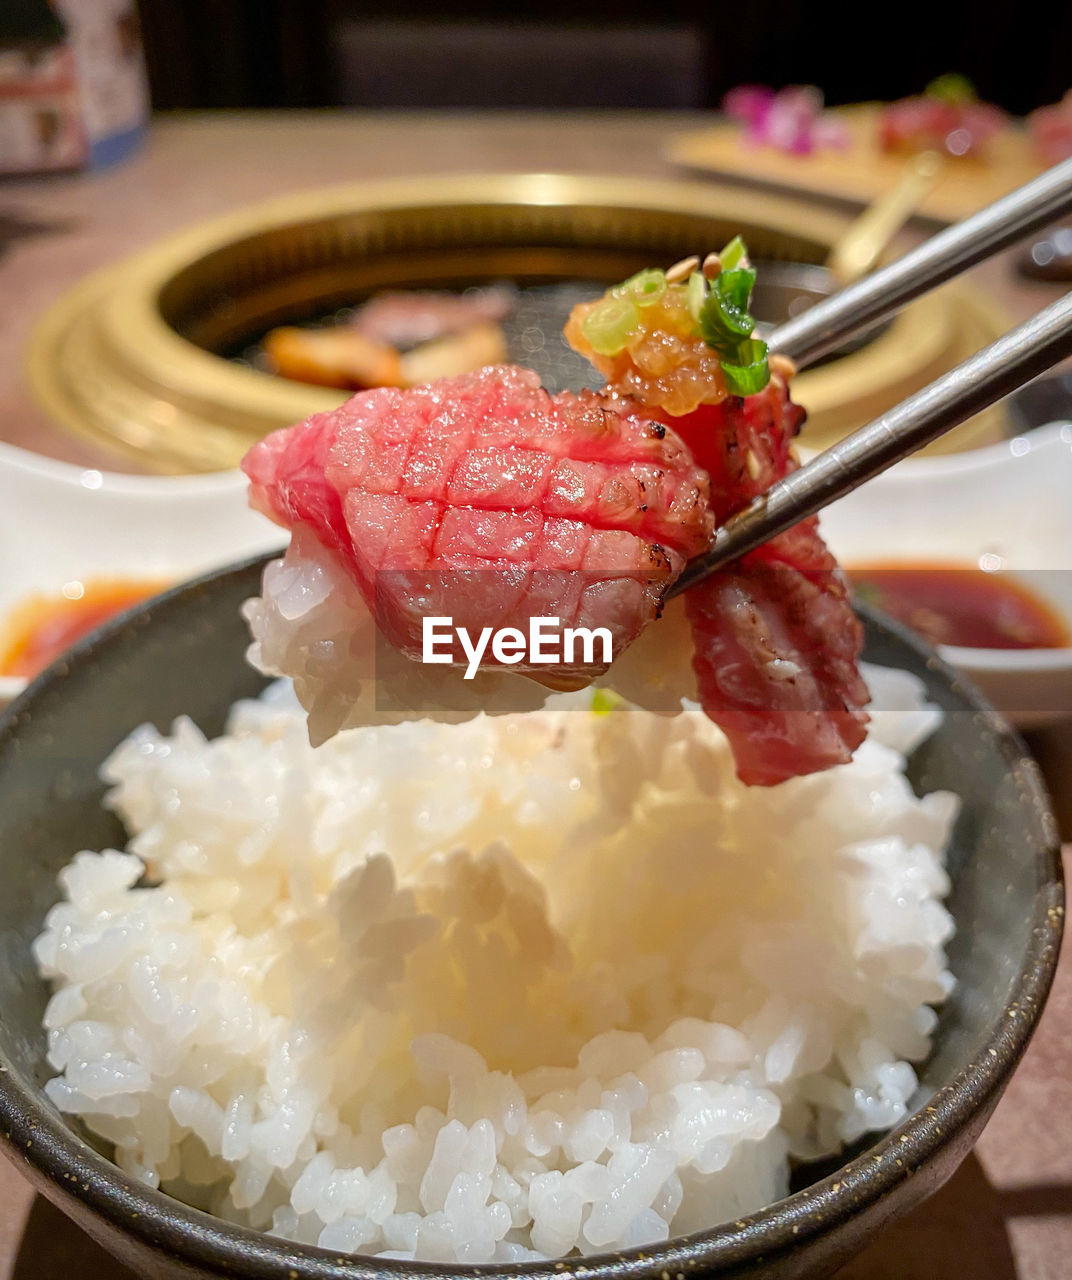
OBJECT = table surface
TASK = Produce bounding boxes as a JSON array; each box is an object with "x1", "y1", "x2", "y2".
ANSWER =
[{"x1": 0, "y1": 111, "x2": 1069, "y2": 1280}]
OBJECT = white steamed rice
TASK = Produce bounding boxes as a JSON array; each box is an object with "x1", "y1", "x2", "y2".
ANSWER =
[{"x1": 33, "y1": 666, "x2": 957, "y2": 1263}]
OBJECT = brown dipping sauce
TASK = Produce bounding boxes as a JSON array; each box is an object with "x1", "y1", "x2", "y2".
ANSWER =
[
  {"x1": 847, "y1": 563, "x2": 1071, "y2": 650},
  {"x1": 0, "y1": 578, "x2": 166, "y2": 680}
]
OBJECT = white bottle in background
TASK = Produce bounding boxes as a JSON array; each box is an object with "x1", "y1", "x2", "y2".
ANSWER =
[{"x1": 52, "y1": 0, "x2": 148, "y2": 168}]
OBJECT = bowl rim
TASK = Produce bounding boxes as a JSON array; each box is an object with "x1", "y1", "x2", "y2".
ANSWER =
[
  {"x1": 940, "y1": 642, "x2": 1072, "y2": 672},
  {"x1": 0, "y1": 438, "x2": 248, "y2": 498},
  {"x1": 0, "y1": 554, "x2": 1064, "y2": 1278},
  {"x1": 804, "y1": 418, "x2": 1072, "y2": 481}
]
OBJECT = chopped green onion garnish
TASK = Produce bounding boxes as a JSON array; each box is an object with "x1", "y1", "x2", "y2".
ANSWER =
[
  {"x1": 719, "y1": 235, "x2": 749, "y2": 271},
  {"x1": 851, "y1": 579, "x2": 883, "y2": 608},
  {"x1": 686, "y1": 270, "x2": 707, "y2": 322},
  {"x1": 591, "y1": 687, "x2": 626, "y2": 716},
  {"x1": 688, "y1": 237, "x2": 770, "y2": 397},
  {"x1": 698, "y1": 271, "x2": 756, "y2": 347},
  {"x1": 593, "y1": 241, "x2": 771, "y2": 399},
  {"x1": 581, "y1": 294, "x2": 640, "y2": 355},
  {"x1": 926, "y1": 72, "x2": 976, "y2": 104},
  {"x1": 620, "y1": 268, "x2": 667, "y2": 307},
  {"x1": 715, "y1": 267, "x2": 756, "y2": 313},
  {"x1": 721, "y1": 338, "x2": 771, "y2": 396}
]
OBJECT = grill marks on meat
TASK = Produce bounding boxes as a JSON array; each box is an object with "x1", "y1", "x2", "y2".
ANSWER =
[
  {"x1": 245, "y1": 366, "x2": 713, "y2": 673},
  {"x1": 669, "y1": 379, "x2": 870, "y2": 785},
  {"x1": 685, "y1": 564, "x2": 870, "y2": 786},
  {"x1": 245, "y1": 365, "x2": 869, "y2": 784}
]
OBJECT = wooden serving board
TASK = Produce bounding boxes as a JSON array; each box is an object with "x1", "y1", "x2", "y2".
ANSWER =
[{"x1": 667, "y1": 103, "x2": 1044, "y2": 225}]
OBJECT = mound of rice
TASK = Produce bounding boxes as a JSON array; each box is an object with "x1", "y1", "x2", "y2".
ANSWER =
[{"x1": 33, "y1": 668, "x2": 957, "y2": 1263}]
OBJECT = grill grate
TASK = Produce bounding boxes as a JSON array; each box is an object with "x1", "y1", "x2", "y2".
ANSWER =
[{"x1": 230, "y1": 280, "x2": 607, "y2": 395}]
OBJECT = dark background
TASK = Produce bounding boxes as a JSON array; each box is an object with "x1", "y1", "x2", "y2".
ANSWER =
[{"x1": 137, "y1": 0, "x2": 1070, "y2": 115}]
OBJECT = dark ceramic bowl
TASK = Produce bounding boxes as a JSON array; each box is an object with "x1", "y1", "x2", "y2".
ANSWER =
[{"x1": 0, "y1": 557, "x2": 1063, "y2": 1280}]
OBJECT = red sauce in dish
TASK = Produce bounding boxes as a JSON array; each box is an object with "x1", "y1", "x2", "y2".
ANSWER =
[
  {"x1": 847, "y1": 563, "x2": 1070, "y2": 650},
  {"x1": 0, "y1": 578, "x2": 166, "y2": 680}
]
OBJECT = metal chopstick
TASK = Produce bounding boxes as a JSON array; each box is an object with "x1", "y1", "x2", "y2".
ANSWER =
[
  {"x1": 667, "y1": 290, "x2": 1072, "y2": 598},
  {"x1": 770, "y1": 156, "x2": 1072, "y2": 368}
]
